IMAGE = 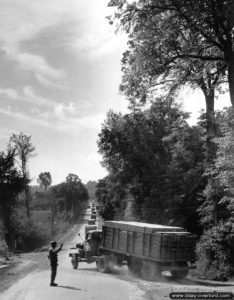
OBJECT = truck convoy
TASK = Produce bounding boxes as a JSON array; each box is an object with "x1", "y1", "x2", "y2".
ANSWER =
[{"x1": 69, "y1": 221, "x2": 196, "y2": 280}]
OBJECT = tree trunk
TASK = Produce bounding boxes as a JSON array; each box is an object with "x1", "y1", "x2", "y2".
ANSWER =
[
  {"x1": 202, "y1": 88, "x2": 217, "y2": 163},
  {"x1": 228, "y1": 53, "x2": 234, "y2": 108},
  {"x1": 227, "y1": 1, "x2": 234, "y2": 106},
  {"x1": 25, "y1": 183, "x2": 30, "y2": 218}
]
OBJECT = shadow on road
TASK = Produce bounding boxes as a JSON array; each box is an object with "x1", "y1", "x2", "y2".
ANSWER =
[{"x1": 58, "y1": 285, "x2": 82, "y2": 291}]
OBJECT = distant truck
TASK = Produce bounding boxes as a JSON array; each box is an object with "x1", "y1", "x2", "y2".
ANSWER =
[
  {"x1": 88, "y1": 219, "x2": 96, "y2": 225},
  {"x1": 84, "y1": 225, "x2": 97, "y2": 236},
  {"x1": 69, "y1": 221, "x2": 196, "y2": 280}
]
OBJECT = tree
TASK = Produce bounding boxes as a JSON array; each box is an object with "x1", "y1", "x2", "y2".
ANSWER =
[
  {"x1": 66, "y1": 173, "x2": 81, "y2": 185},
  {"x1": 108, "y1": 0, "x2": 230, "y2": 161},
  {"x1": 109, "y1": 0, "x2": 234, "y2": 106},
  {"x1": 98, "y1": 99, "x2": 205, "y2": 231},
  {"x1": 8, "y1": 132, "x2": 35, "y2": 218},
  {"x1": 85, "y1": 181, "x2": 98, "y2": 200},
  {"x1": 196, "y1": 108, "x2": 234, "y2": 280},
  {"x1": 37, "y1": 171, "x2": 54, "y2": 238},
  {"x1": 37, "y1": 172, "x2": 52, "y2": 192},
  {"x1": 96, "y1": 176, "x2": 127, "y2": 220},
  {"x1": 0, "y1": 149, "x2": 24, "y2": 241},
  {"x1": 53, "y1": 174, "x2": 88, "y2": 224}
]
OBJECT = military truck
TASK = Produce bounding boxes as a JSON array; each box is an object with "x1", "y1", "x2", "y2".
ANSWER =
[
  {"x1": 69, "y1": 221, "x2": 196, "y2": 280},
  {"x1": 88, "y1": 219, "x2": 96, "y2": 225},
  {"x1": 84, "y1": 225, "x2": 97, "y2": 236}
]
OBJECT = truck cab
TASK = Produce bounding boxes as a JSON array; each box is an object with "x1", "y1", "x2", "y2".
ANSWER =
[
  {"x1": 84, "y1": 230, "x2": 102, "y2": 257},
  {"x1": 69, "y1": 230, "x2": 102, "y2": 269}
]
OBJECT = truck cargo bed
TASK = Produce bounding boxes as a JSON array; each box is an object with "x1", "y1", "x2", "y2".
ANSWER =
[{"x1": 101, "y1": 221, "x2": 196, "y2": 263}]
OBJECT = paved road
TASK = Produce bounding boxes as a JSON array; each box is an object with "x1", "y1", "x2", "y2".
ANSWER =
[{"x1": 1, "y1": 209, "x2": 143, "y2": 300}]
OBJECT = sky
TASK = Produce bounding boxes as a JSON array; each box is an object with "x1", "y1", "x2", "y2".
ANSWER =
[{"x1": 0, "y1": 0, "x2": 231, "y2": 185}]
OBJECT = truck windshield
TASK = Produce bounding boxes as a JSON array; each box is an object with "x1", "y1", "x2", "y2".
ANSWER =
[{"x1": 92, "y1": 232, "x2": 102, "y2": 242}]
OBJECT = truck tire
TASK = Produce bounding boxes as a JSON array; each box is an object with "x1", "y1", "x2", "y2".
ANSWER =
[
  {"x1": 128, "y1": 257, "x2": 143, "y2": 274},
  {"x1": 170, "y1": 263, "x2": 189, "y2": 280},
  {"x1": 97, "y1": 255, "x2": 113, "y2": 273},
  {"x1": 142, "y1": 261, "x2": 161, "y2": 281},
  {"x1": 71, "y1": 255, "x2": 78, "y2": 270}
]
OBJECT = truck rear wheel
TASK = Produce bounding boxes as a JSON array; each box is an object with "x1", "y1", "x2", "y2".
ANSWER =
[
  {"x1": 97, "y1": 255, "x2": 113, "y2": 273},
  {"x1": 142, "y1": 261, "x2": 161, "y2": 281},
  {"x1": 71, "y1": 255, "x2": 78, "y2": 269},
  {"x1": 170, "y1": 263, "x2": 189, "y2": 280},
  {"x1": 128, "y1": 257, "x2": 143, "y2": 274}
]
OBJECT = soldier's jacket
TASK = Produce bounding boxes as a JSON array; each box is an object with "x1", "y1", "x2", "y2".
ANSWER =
[{"x1": 48, "y1": 247, "x2": 59, "y2": 266}]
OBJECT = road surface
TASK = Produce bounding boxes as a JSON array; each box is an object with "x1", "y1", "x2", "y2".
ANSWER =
[{"x1": 1, "y1": 209, "x2": 144, "y2": 300}]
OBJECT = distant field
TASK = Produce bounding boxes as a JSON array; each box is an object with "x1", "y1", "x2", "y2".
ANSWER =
[
  {"x1": 31, "y1": 210, "x2": 51, "y2": 224},
  {"x1": 31, "y1": 210, "x2": 67, "y2": 241}
]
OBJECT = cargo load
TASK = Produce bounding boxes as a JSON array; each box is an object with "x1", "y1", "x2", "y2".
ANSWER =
[{"x1": 102, "y1": 221, "x2": 196, "y2": 262}]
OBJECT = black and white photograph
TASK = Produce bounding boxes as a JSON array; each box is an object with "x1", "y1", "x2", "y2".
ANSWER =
[{"x1": 0, "y1": 1, "x2": 234, "y2": 299}]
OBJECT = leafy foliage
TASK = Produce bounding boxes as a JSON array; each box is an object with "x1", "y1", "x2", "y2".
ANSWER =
[
  {"x1": 97, "y1": 99, "x2": 205, "y2": 233},
  {"x1": 53, "y1": 174, "x2": 89, "y2": 221},
  {"x1": 8, "y1": 132, "x2": 35, "y2": 217},
  {"x1": 108, "y1": 0, "x2": 231, "y2": 164},
  {"x1": 108, "y1": 0, "x2": 234, "y2": 107},
  {"x1": 85, "y1": 181, "x2": 97, "y2": 200},
  {"x1": 196, "y1": 223, "x2": 234, "y2": 281},
  {"x1": 37, "y1": 172, "x2": 52, "y2": 191},
  {"x1": 196, "y1": 108, "x2": 234, "y2": 279},
  {"x1": 0, "y1": 149, "x2": 24, "y2": 241},
  {"x1": 96, "y1": 176, "x2": 128, "y2": 220}
]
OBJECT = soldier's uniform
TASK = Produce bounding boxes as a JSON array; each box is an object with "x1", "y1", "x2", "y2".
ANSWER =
[{"x1": 48, "y1": 241, "x2": 62, "y2": 286}]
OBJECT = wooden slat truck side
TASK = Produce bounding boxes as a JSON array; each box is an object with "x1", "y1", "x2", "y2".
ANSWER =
[{"x1": 98, "y1": 221, "x2": 196, "y2": 280}]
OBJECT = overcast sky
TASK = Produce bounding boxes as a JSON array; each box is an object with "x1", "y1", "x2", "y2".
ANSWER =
[{"x1": 0, "y1": 0, "x2": 231, "y2": 185}]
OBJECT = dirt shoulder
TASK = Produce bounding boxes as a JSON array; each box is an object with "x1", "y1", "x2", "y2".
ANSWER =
[
  {"x1": 0, "y1": 223, "x2": 80, "y2": 294},
  {"x1": 0, "y1": 251, "x2": 49, "y2": 293},
  {"x1": 136, "y1": 275, "x2": 234, "y2": 300}
]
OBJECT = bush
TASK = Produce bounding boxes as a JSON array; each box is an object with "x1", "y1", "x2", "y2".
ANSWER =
[
  {"x1": 196, "y1": 222, "x2": 234, "y2": 281},
  {"x1": 11, "y1": 215, "x2": 49, "y2": 252},
  {"x1": 20, "y1": 220, "x2": 48, "y2": 251}
]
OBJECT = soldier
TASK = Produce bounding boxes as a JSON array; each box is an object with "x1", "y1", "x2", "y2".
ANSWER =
[{"x1": 48, "y1": 241, "x2": 63, "y2": 286}]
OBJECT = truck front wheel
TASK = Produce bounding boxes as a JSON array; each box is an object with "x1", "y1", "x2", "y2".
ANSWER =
[
  {"x1": 142, "y1": 261, "x2": 161, "y2": 281},
  {"x1": 97, "y1": 255, "x2": 113, "y2": 273},
  {"x1": 71, "y1": 255, "x2": 79, "y2": 269}
]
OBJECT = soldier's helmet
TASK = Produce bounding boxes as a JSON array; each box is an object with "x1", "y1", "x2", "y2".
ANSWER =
[{"x1": 51, "y1": 241, "x2": 57, "y2": 248}]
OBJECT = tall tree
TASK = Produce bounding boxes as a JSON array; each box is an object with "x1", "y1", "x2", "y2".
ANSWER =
[
  {"x1": 0, "y1": 149, "x2": 24, "y2": 241},
  {"x1": 109, "y1": 0, "x2": 234, "y2": 106},
  {"x1": 96, "y1": 176, "x2": 127, "y2": 220},
  {"x1": 98, "y1": 99, "x2": 205, "y2": 231},
  {"x1": 37, "y1": 171, "x2": 54, "y2": 238},
  {"x1": 108, "y1": 0, "x2": 230, "y2": 161},
  {"x1": 8, "y1": 132, "x2": 35, "y2": 218},
  {"x1": 196, "y1": 108, "x2": 234, "y2": 280},
  {"x1": 53, "y1": 174, "x2": 88, "y2": 223},
  {"x1": 86, "y1": 181, "x2": 97, "y2": 200}
]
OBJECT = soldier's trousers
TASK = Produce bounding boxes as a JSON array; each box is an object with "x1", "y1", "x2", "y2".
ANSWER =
[{"x1": 50, "y1": 265, "x2": 57, "y2": 284}]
